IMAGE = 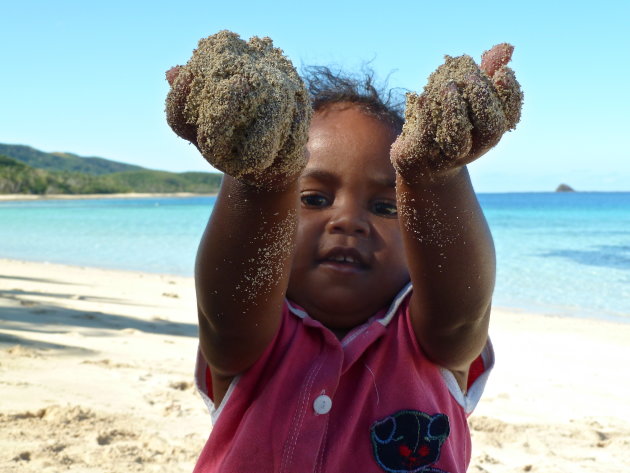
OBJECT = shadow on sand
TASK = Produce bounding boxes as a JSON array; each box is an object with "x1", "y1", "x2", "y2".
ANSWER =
[{"x1": 0, "y1": 290, "x2": 198, "y2": 353}]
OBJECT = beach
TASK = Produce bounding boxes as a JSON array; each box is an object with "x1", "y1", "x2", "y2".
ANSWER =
[{"x1": 1, "y1": 258, "x2": 629, "y2": 472}]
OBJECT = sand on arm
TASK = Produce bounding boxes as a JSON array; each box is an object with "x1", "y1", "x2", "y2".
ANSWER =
[{"x1": 165, "y1": 30, "x2": 312, "y2": 185}]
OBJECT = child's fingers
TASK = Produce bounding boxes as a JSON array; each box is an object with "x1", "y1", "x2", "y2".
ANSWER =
[
  {"x1": 195, "y1": 74, "x2": 279, "y2": 175},
  {"x1": 391, "y1": 92, "x2": 442, "y2": 176},
  {"x1": 165, "y1": 68, "x2": 198, "y2": 145},
  {"x1": 271, "y1": 94, "x2": 311, "y2": 178},
  {"x1": 435, "y1": 81, "x2": 473, "y2": 161},
  {"x1": 196, "y1": 75, "x2": 306, "y2": 183},
  {"x1": 408, "y1": 94, "x2": 439, "y2": 162},
  {"x1": 165, "y1": 66, "x2": 182, "y2": 86},
  {"x1": 460, "y1": 70, "x2": 509, "y2": 155},
  {"x1": 480, "y1": 43, "x2": 514, "y2": 78},
  {"x1": 491, "y1": 66, "x2": 523, "y2": 130}
]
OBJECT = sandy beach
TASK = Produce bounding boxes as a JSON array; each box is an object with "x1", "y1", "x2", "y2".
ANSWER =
[{"x1": 1, "y1": 258, "x2": 629, "y2": 472}]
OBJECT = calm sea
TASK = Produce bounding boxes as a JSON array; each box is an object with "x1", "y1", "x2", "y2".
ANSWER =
[{"x1": 1, "y1": 193, "x2": 628, "y2": 322}]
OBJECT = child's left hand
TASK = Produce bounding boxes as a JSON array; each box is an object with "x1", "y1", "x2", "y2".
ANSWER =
[{"x1": 391, "y1": 43, "x2": 523, "y2": 182}]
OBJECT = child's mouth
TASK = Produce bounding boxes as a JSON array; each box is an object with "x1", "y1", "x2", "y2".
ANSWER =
[{"x1": 319, "y1": 248, "x2": 368, "y2": 273}]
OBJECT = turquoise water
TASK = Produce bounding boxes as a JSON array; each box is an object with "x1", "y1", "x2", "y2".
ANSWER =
[
  {"x1": 1, "y1": 193, "x2": 629, "y2": 322},
  {"x1": 478, "y1": 193, "x2": 630, "y2": 322}
]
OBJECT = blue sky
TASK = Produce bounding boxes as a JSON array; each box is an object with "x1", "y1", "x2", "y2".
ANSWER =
[{"x1": 1, "y1": 0, "x2": 628, "y2": 192}]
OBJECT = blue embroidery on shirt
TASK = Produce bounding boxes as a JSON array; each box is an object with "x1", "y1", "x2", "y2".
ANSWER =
[{"x1": 370, "y1": 410, "x2": 450, "y2": 473}]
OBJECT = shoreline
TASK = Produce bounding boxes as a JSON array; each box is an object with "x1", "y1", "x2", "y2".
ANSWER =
[
  {"x1": 2, "y1": 256, "x2": 628, "y2": 325},
  {"x1": 0, "y1": 192, "x2": 217, "y2": 202},
  {"x1": 1, "y1": 258, "x2": 629, "y2": 471},
  {"x1": 1, "y1": 191, "x2": 629, "y2": 203},
  {"x1": 1, "y1": 256, "x2": 627, "y2": 325}
]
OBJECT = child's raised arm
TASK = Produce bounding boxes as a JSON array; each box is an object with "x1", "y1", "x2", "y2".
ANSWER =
[
  {"x1": 165, "y1": 31, "x2": 311, "y2": 400},
  {"x1": 391, "y1": 44, "x2": 523, "y2": 389}
]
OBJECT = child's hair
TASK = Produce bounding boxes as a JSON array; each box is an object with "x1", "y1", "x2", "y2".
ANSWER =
[{"x1": 302, "y1": 65, "x2": 405, "y2": 133}]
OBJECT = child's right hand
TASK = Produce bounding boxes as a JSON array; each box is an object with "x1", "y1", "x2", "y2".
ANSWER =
[
  {"x1": 391, "y1": 43, "x2": 523, "y2": 183},
  {"x1": 165, "y1": 30, "x2": 312, "y2": 188}
]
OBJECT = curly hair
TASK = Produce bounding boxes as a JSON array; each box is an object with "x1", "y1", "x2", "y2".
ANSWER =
[{"x1": 302, "y1": 65, "x2": 405, "y2": 133}]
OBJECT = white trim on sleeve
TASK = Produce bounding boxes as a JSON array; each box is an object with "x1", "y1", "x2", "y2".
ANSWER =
[
  {"x1": 378, "y1": 283, "x2": 413, "y2": 327},
  {"x1": 194, "y1": 349, "x2": 241, "y2": 425},
  {"x1": 439, "y1": 339, "x2": 495, "y2": 415}
]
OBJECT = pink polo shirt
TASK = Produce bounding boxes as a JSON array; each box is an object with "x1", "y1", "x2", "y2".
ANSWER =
[{"x1": 194, "y1": 285, "x2": 494, "y2": 473}]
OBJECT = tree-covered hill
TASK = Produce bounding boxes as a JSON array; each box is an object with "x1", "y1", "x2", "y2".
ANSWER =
[
  {"x1": 0, "y1": 147, "x2": 222, "y2": 195},
  {"x1": 0, "y1": 154, "x2": 122, "y2": 194},
  {"x1": 97, "y1": 169, "x2": 223, "y2": 193},
  {"x1": 0, "y1": 144, "x2": 145, "y2": 175}
]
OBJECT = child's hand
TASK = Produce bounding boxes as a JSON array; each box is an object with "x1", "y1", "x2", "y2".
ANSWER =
[
  {"x1": 165, "y1": 30, "x2": 312, "y2": 188},
  {"x1": 391, "y1": 43, "x2": 523, "y2": 182}
]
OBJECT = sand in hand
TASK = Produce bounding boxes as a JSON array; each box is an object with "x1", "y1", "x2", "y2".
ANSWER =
[
  {"x1": 392, "y1": 43, "x2": 523, "y2": 175},
  {"x1": 165, "y1": 30, "x2": 311, "y2": 184}
]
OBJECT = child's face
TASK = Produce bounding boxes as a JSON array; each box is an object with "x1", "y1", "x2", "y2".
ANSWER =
[{"x1": 287, "y1": 104, "x2": 410, "y2": 332}]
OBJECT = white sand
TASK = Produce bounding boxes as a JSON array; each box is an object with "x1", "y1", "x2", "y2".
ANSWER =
[
  {"x1": 1, "y1": 258, "x2": 629, "y2": 472},
  {"x1": 0, "y1": 259, "x2": 207, "y2": 472}
]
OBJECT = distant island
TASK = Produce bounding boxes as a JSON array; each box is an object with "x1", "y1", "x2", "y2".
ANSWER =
[
  {"x1": 0, "y1": 143, "x2": 222, "y2": 195},
  {"x1": 555, "y1": 183, "x2": 576, "y2": 192}
]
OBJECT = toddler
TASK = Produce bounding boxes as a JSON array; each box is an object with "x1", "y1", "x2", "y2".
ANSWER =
[{"x1": 166, "y1": 30, "x2": 522, "y2": 473}]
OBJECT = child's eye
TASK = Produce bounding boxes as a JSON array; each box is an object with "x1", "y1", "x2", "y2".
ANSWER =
[
  {"x1": 371, "y1": 201, "x2": 398, "y2": 218},
  {"x1": 301, "y1": 193, "x2": 330, "y2": 208}
]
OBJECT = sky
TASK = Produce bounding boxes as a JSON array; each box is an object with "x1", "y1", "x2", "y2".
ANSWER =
[{"x1": 1, "y1": 0, "x2": 628, "y2": 192}]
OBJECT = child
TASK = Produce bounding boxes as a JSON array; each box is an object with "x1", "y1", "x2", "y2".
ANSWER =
[{"x1": 166, "y1": 31, "x2": 522, "y2": 473}]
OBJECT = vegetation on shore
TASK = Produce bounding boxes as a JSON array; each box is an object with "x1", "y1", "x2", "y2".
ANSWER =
[{"x1": 0, "y1": 144, "x2": 222, "y2": 195}]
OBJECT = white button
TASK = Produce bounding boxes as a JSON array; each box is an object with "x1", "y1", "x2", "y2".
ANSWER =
[{"x1": 313, "y1": 395, "x2": 332, "y2": 414}]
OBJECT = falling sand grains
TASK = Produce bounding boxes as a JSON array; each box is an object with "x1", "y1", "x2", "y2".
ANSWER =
[
  {"x1": 391, "y1": 43, "x2": 523, "y2": 177},
  {"x1": 233, "y1": 209, "x2": 297, "y2": 305},
  {"x1": 165, "y1": 30, "x2": 312, "y2": 186},
  {"x1": 398, "y1": 191, "x2": 458, "y2": 247}
]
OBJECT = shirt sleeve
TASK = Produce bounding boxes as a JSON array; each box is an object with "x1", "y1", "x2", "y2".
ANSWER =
[
  {"x1": 194, "y1": 349, "x2": 218, "y2": 419},
  {"x1": 439, "y1": 340, "x2": 495, "y2": 415},
  {"x1": 398, "y1": 287, "x2": 495, "y2": 416},
  {"x1": 193, "y1": 300, "x2": 294, "y2": 424}
]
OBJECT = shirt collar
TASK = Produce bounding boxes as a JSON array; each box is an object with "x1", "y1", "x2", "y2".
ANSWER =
[{"x1": 286, "y1": 282, "x2": 412, "y2": 329}]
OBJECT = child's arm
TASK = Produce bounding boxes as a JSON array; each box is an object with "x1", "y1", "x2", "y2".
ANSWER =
[
  {"x1": 391, "y1": 44, "x2": 523, "y2": 389},
  {"x1": 195, "y1": 177, "x2": 299, "y2": 400},
  {"x1": 165, "y1": 32, "x2": 311, "y2": 402}
]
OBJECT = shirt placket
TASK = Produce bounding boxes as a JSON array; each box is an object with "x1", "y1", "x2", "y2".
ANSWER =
[{"x1": 279, "y1": 332, "x2": 343, "y2": 473}]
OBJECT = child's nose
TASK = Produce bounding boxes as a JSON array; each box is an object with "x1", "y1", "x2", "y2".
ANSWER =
[{"x1": 326, "y1": 202, "x2": 370, "y2": 236}]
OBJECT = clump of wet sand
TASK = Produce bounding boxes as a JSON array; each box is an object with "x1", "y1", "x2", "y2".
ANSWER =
[
  {"x1": 391, "y1": 43, "x2": 523, "y2": 175},
  {"x1": 165, "y1": 30, "x2": 312, "y2": 184}
]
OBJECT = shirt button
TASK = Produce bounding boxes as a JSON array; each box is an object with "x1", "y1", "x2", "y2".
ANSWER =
[{"x1": 313, "y1": 394, "x2": 332, "y2": 414}]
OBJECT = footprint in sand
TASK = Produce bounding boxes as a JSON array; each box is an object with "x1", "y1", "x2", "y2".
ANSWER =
[
  {"x1": 121, "y1": 328, "x2": 140, "y2": 335},
  {"x1": 45, "y1": 443, "x2": 67, "y2": 453},
  {"x1": 19, "y1": 300, "x2": 39, "y2": 307},
  {"x1": 169, "y1": 380, "x2": 193, "y2": 391},
  {"x1": 5, "y1": 345, "x2": 42, "y2": 358},
  {"x1": 12, "y1": 451, "x2": 31, "y2": 462},
  {"x1": 96, "y1": 429, "x2": 138, "y2": 445}
]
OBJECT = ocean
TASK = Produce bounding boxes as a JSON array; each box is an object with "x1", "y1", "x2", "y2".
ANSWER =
[{"x1": 1, "y1": 192, "x2": 629, "y2": 323}]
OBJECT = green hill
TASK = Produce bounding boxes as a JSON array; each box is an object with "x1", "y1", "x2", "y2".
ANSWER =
[
  {"x1": 0, "y1": 146, "x2": 222, "y2": 195},
  {"x1": 98, "y1": 170, "x2": 223, "y2": 193},
  {"x1": 0, "y1": 144, "x2": 145, "y2": 175},
  {"x1": 0, "y1": 155, "x2": 126, "y2": 194}
]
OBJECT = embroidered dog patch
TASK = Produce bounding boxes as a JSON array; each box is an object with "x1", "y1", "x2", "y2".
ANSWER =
[{"x1": 370, "y1": 410, "x2": 450, "y2": 473}]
